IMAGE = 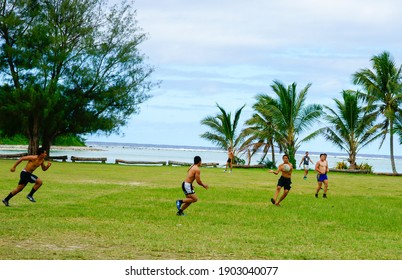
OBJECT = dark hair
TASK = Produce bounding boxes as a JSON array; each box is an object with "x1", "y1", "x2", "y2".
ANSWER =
[
  {"x1": 194, "y1": 156, "x2": 202, "y2": 164},
  {"x1": 282, "y1": 154, "x2": 289, "y2": 159},
  {"x1": 37, "y1": 147, "x2": 46, "y2": 155}
]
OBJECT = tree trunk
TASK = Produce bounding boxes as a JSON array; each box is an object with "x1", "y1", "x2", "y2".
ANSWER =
[
  {"x1": 27, "y1": 116, "x2": 40, "y2": 155},
  {"x1": 390, "y1": 120, "x2": 397, "y2": 174},
  {"x1": 42, "y1": 138, "x2": 52, "y2": 158},
  {"x1": 28, "y1": 136, "x2": 39, "y2": 155},
  {"x1": 271, "y1": 141, "x2": 276, "y2": 167},
  {"x1": 246, "y1": 150, "x2": 251, "y2": 166},
  {"x1": 348, "y1": 152, "x2": 357, "y2": 170}
]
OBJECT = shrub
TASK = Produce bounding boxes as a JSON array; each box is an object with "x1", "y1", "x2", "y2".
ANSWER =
[
  {"x1": 234, "y1": 156, "x2": 245, "y2": 165},
  {"x1": 335, "y1": 161, "x2": 349, "y2": 169},
  {"x1": 355, "y1": 162, "x2": 373, "y2": 173},
  {"x1": 259, "y1": 158, "x2": 277, "y2": 169}
]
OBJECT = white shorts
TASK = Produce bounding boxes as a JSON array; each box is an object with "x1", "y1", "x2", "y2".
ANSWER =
[
  {"x1": 182, "y1": 181, "x2": 195, "y2": 195},
  {"x1": 303, "y1": 164, "x2": 309, "y2": 170}
]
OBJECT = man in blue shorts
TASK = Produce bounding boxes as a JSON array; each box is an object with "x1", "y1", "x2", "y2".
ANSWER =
[{"x1": 315, "y1": 153, "x2": 329, "y2": 198}]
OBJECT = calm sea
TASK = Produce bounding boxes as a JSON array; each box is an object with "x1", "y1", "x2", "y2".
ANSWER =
[
  {"x1": 1, "y1": 141, "x2": 401, "y2": 173},
  {"x1": 43, "y1": 141, "x2": 402, "y2": 173}
]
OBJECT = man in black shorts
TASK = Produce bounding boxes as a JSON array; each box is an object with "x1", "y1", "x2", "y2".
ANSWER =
[
  {"x1": 224, "y1": 147, "x2": 234, "y2": 173},
  {"x1": 2, "y1": 147, "x2": 51, "y2": 206},
  {"x1": 269, "y1": 154, "x2": 293, "y2": 206}
]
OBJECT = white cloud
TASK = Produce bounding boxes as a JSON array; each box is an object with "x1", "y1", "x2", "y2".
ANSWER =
[{"x1": 96, "y1": 0, "x2": 402, "y2": 155}]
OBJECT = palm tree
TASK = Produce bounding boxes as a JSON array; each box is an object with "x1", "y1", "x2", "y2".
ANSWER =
[
  {"x1": 257, "y1": 80, "x2": 322, "y2": 167},
  {"x1": 239, "y1": 95, "x2": 282, "y2": 166},
  {"x1": 352, "y1": 51, "x2": 402, "y2": 174},
  {"x1": 200, "y1": 103, "x2": 246, "y2": 157},
  {"x1": 319, "y1": 90, "x2": 383, "y2": 169}
]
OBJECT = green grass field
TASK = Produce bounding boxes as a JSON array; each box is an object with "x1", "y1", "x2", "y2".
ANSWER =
[{"x1": 0, "y1": 160, "x2": 401, "y2": 260}]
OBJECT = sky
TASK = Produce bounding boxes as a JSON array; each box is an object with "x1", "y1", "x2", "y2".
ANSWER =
[{"x1": 88, "y1": 0, "x2": 402, "y2": 156}]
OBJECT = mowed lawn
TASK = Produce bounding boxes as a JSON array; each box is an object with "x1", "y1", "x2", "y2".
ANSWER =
[{"x1": 0, "y1": 160, "x2": 401, "y2": 260}]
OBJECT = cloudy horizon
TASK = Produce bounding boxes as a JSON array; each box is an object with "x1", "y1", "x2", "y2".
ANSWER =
[{"x1": 88, "y1": 0, "x2": 402, "y2": 156}]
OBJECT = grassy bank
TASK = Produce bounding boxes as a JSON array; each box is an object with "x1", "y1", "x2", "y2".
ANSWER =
[{"x1": 0, "y1": 160, "x2": 401, "y2": 260}]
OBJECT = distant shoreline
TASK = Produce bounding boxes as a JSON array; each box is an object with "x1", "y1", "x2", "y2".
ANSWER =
[
  {"x1": 0, "y1": 145, "x2": 103, "y2": 151},
  {"x1": 0, "y1": 142, "x2": 400, "y2": 160}
]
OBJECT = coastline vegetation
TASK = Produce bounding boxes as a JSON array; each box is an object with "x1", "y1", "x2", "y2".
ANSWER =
[
  {"x1": 0, "y1": 161, "x2": 400, "y2": 260},
  {"x1": 0, "y1": 134, "x2": 86, "y2": 147}
]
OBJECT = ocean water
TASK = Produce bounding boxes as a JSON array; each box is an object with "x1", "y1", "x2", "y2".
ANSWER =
[
  {"x1": 1, "y1": 141, "x2": 401, "y2": 173},
  {"x1": 49, "y1": 141, "x2": 402, "y2": 173}
]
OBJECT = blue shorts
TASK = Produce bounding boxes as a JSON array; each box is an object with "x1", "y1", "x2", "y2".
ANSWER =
[{"x1": 317, "y1": 174, "x2": 328, "y2": 182}]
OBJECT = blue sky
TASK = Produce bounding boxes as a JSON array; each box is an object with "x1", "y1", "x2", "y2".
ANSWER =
[{"x1": 88, "y1": 0, "x2": 402, "y2": 156}]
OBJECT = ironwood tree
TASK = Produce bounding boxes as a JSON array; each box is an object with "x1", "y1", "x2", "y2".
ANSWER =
[{"x1": 0, "y1": 0, "x2": 155, "y2": 155}]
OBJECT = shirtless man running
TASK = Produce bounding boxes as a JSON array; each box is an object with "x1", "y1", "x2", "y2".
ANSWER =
[
  {"x1": 2, "y1": 147, "x2": 51, "y2": 206},
  {"x1": 176, "y1": 156, "x2": 208, "y2": 216},
  {"x1": 315, "y1": 153, "x2": 329, "y2": 198}
]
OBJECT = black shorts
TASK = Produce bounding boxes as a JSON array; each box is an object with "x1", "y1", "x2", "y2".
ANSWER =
[
  {"x1": 18, "y1": 171, "x2": 38, "y2": 185},
  {"x1": 277, "y1": 176, "x2": 292, "y2": 190},
  {"x1": 227, "y1": 158, "x2": 232, "y2": 163}
]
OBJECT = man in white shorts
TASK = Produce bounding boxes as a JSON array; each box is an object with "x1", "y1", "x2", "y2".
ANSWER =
[
  {"x1": 175, "y1": 156, "x2": 208, "y2": 216},
  {"x1": 299, "y1": 151, "x2": 314, "y2": 179}
]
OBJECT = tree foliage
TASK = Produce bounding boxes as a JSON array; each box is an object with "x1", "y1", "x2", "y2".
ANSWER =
[
  {"x1": 352, "y1": 51, "x2": 402, "y2": 173},
  {"x1": 319, "y1": 90, "x2": 383, "y2": 169},
  {"x1": 254, "y1": 80, "x2": 322, "y2": 168},
  {"x1": 239, "y1": 94, "x2": 282, "y2": 165},
  {"x1": 200, "y1": 103, "x2": 245, "y2": 156},
  {"x1": 0, "y1": 0, "x2": 155, "y2": 154}
]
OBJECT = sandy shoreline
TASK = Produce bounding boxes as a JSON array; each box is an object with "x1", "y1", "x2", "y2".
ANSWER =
[{"x1": 0, "y1": 145, "x2": 103, "y2": 151}]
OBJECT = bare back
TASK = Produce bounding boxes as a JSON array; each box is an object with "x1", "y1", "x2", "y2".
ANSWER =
[
  {"x1": 11, "y1": 155, "x2": 48, "y2": 173},
  {"x1": 185, "y1": 164, "x2": 200, "y2": 184},
  {"x1": 184, "y1": 164, "x2": 207, "y2": 189}
]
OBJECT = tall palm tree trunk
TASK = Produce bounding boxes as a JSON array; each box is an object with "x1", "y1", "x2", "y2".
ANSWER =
[{"x1": 390, "y1": 121, "x2": 397, "y2": 174}]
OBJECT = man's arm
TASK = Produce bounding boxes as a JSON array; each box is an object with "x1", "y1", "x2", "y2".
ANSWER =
[
  {"x1": 41, "y1": 161, "x2": 52, "y2": 171},
  {"x1": 10, "y1": 155, "x2": 34, "y2": 172},
  {"x1": 195, "y1": 169, "x2": 208, "y2": 189},
  {"x1": 270, "y1": 164, "x2": 281, "y2": 175},
  {"x1": 315, "y1": 162, "x2": 321, "y2": 173}
]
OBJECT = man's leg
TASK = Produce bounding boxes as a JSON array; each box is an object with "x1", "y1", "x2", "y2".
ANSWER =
[
  {"x1": 276, "y1": 189, "x2": 289, "y2": 206},
  {"x1": 271, "y1": 186, "x2": 281, "y2": 204},
  {"x1": 27, "y1": 178, "x2": 43, "y2": 202},
  {"x1": 2, "y1": 184, "x2": 26, "y2": 206},
  {"x1": 177, "y1": 194, "x2": 198, "y2": 215},
  {"x1": 315, "y1": 182, "x2": 322, "y2": 197},
  {"x1": 323, "y1": 180, "x2": 329, "y2": 198}
]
